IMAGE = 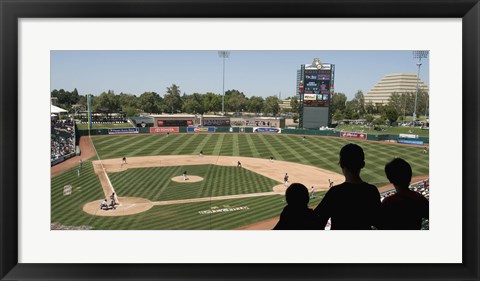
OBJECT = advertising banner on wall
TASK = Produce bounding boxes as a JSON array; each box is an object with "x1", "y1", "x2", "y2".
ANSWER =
[
  {"x1": 203, "y1": 119, "x2": 230, "y2": 126},
  {"x1": 253, "y1": 127, "x2": 281, "y2": 133},
  {"x1": 399, "y1": 133, "x2": 419, "y2": 139},
  {"x1": 398, "y1": 139, "x2": 424, "y2": 145},
  {"x1": 157, "y1": 120, "x2": 192, "y2": 127},
  {"x1": 340, "y1": 131, "x2": 367, "y2": 139},
  {"x1": 187, "y1": 127, "x2": 216, "y2": 133},
  {"x1": 108, "y1": 128, "x2": 139, "y2": 135},
  {"x1": 150, "y1": 127, "x2": 180, "y2": 133}
]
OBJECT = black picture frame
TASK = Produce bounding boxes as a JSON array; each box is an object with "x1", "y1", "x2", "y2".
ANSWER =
[{"x1": 1, "y1": 0, "x2": 478, "y2": 280}]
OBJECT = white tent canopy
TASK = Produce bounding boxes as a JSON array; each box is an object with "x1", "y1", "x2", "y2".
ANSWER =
[{"x1": 51, "y1": 105, "x2": 68, "y2": 114}]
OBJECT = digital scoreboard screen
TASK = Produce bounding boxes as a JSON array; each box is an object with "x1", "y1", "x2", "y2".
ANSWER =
[{"x1": 302, "y1": 69, "x2": 332, "y2": 107}]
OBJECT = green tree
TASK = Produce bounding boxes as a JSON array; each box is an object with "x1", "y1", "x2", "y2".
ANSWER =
[
  {"x1": 93, "y1": 90, "x2": 120, "y2": 112},
  {"x1": 139, "y1": 92, "x2": 161, "y2": 113},
  {"x1": 387, "y1": 92, "x2": 405, "y2": 116},
  {"x1": 344, "y1": 101, "x2": 355, "y2": 120},
  {"x1": 333, "y1": 111, "x2": 344, "y2": 121},
  {"x1": 182, "y1": 93, "x2": 205, "y2": 114},
  {"x1": 51, "y1": 88, "x2": 80, "y2": 110},
  {"x1": 373, "y1": 116, "x2": 386, "y2": 126},
  {"x1": 203, "y1": 92, "x2": 222, "y2": 114},
  {"x1": 289, "y1": 96, "x2": 300, "y2": 114},
  {"x1": 352, "y1": 90, "x2": 365, "y2": 116},
  {"x1": 263, "y1": 96, "x2": 280, "y2": 117},
  {"x1": 163, "y1": 84, "x2": 182, "y2": 113},
  {"x1": 331, "y1": 92, "x2": 347, "y2": 116},
  {"x1": 365, "y1": 114, "x2": 374, "y2": 123},
  {"x1": 225, "y1": 90, "x2": 247, "y2": 114},
  {"x1": 384, "y1": 105, "x2": 399, "y2": 125},
  {"x1": 247, "y1": 96, "x2": 264, "y2": 114},
  {"x1": 365, "y1": 101, "x2": 375, "y2": 115}
]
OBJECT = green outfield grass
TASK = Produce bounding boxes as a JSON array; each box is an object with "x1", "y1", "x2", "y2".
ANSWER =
[
  {"x1": 109, "y1": 165, "x2": 279, "y2": 201},
  {"x1": 51, "y1": 133, "x2": 429, "y2": 230}
]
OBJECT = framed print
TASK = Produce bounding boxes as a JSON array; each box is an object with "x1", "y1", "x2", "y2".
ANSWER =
[{"x1": 1, "y1": 0, "x2": 479, "y2": 280}]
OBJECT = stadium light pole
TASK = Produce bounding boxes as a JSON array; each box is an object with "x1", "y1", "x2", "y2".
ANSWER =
[
  {"x1": 218, "y1": 51, "x2": 230, "y2": 115},
  {"x1": 412, "y1": 51, "x2": 429, "y2": 122}
]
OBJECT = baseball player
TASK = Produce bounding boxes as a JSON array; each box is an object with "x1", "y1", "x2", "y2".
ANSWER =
[
  {"x1": 284, "y1": 173, "x2": 289, "y2": 187},
  {"x1": 100, "y1": 198, "x2": 108, "y2": 210},
  {"x1": 110, "y1": 192, "x2": 116, "y2": 206}
]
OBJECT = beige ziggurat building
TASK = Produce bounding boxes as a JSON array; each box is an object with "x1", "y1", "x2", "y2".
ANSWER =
[{"x1": 364, "y1": 73, "x2": 429, "y2": 107}]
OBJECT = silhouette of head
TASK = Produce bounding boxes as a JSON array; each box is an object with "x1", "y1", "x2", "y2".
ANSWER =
[
  {"x1": 339, "y1": 143, "x2": 365, "y2": 174},
  {"x1": 385, "y1": 158, "x2": 412, "y2": 187},
  {"x1": 285, "y1": 183, "x2": 309, "y2": 207}
]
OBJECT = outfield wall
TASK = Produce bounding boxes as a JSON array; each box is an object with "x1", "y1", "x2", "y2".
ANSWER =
[{"x1": 75, "y1": 126, "x2": 428, "y2": 144}]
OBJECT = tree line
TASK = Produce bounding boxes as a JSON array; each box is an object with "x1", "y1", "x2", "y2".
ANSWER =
[
  {"x1": 51, "y1": 86, "x2": 428, "y2": 125},
  {"x1": 51, "y1": 85, "x2": 301, "y2": 118},
  {"x1": 331, "y1": 90, "x2": 429, "y2": 125}
]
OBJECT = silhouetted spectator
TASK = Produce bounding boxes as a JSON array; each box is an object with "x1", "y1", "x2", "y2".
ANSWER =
[
  {"x1": 379, "y1": 158, "x2": 429, "y2": 230},
  {"x1": 314, "y1": 143, "x2": 381, "y2": 230},
  {"x1": 273, "y1": 183, "x2": 322, "y2": 230}
]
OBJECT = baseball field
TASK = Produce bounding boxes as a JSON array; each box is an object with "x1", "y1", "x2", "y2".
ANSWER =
[{"x1": 51, "y1": 133, "x2": 429, "y2": 230}]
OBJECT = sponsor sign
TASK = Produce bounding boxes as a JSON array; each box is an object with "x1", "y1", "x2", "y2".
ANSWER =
[
  {"x1": 317, "y1": 73, "x2": 330, "y2": 80},
  {"x1": 157, "y1": 120, "x2": 193, "y2": 127},
  {"x1": 187, "y1": 127, "x2": 216, "y2": 133},
  {"x1": 108, "y1": 128, "x2": 139, "y2": 135},
  {"x1": 245, "y1": 120, "x2": 271, "y2": 127},
  {"x1": 150, "y1": 127, "x2": 179, "y2": 133},
  {"x1": 203, "y1": 119, "x2": 230, "y2": 126},
  {"x1": 303, "y1": 100, "x2": 328, "y2": 107},
  {"x1": 398, "y1": 139, "x2": 424, "y2": 145},
  {"x1": 399, "y1": 133, "x2": 419, "y2": 139},
  {"x1": 254, "y1": 127, "x2": 281, "y2": 133},
  {"x1": 198, "y1": 205, "x2": 249, "y2": 215},
  {"x1": 340, "y1": 131, "x2": 367, "y2": 139},
  {"x1": 304, "y1": 94, "x2": 317, "y2": 100}
]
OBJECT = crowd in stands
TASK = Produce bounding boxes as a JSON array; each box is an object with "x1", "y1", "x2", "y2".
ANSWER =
[
  {"x1": 274, "y1": 143, "x2": 429, "y2": 230},
  {"x1": 51, "y1": 119, "x2": 75, "y2": 162}
]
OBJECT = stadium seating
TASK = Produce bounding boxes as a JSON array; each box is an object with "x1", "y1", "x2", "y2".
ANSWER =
[{"x1": 51, "y1": 119, "x2": 75, "y2": 163}]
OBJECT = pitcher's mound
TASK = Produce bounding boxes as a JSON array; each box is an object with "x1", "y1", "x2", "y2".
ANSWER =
[
  {"x1": 83, "y1": 197, "x2": 153, "y2": 217},
  {"x1": 171, "y1": 176, "x2": 203, "y2": 183}
]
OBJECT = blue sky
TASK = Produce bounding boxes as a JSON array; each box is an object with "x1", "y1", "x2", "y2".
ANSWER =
[{"x1": 51, "y1": 50, "x2": 429, "y2": 100}]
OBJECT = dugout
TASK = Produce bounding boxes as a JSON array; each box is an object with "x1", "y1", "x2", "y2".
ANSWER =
[
  {"x1": 242, "y1": 117, "x2": 285, "y2": 128},
  {"x1": 150, "y1": 114, "x2": 198, "y2": 127}
]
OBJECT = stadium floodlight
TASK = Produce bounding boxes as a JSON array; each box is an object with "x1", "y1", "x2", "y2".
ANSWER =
[
  {"x1": 412, "y1": 51, "x2": 429, "y2": 122},
  {"x1": 218, "y1": 51, "x2": 230, "y2": 115}
]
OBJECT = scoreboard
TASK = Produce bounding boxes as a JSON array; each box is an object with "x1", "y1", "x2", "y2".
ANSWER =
[
  {"x1": 302, "y1": 67, "x2": 333, "y2": 107},
  {"x1": 299, "y1": 60, "x2": 335, "y2": 129}
]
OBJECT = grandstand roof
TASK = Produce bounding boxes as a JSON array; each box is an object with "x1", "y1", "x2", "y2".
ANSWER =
[{"x1": 51, "y1": 105, "x2": 68, "y2": 114}]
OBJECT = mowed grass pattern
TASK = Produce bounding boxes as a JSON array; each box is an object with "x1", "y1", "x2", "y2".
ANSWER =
[
  {"x1": 109, "y1": 165, "x2": 279, "y2": 201},
  {"x1": 51, "y1": 133, "x2": 428, "y2": 230},
  {"x1": 92, "y1": 133, "x2": 428, "y2": 186}
]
